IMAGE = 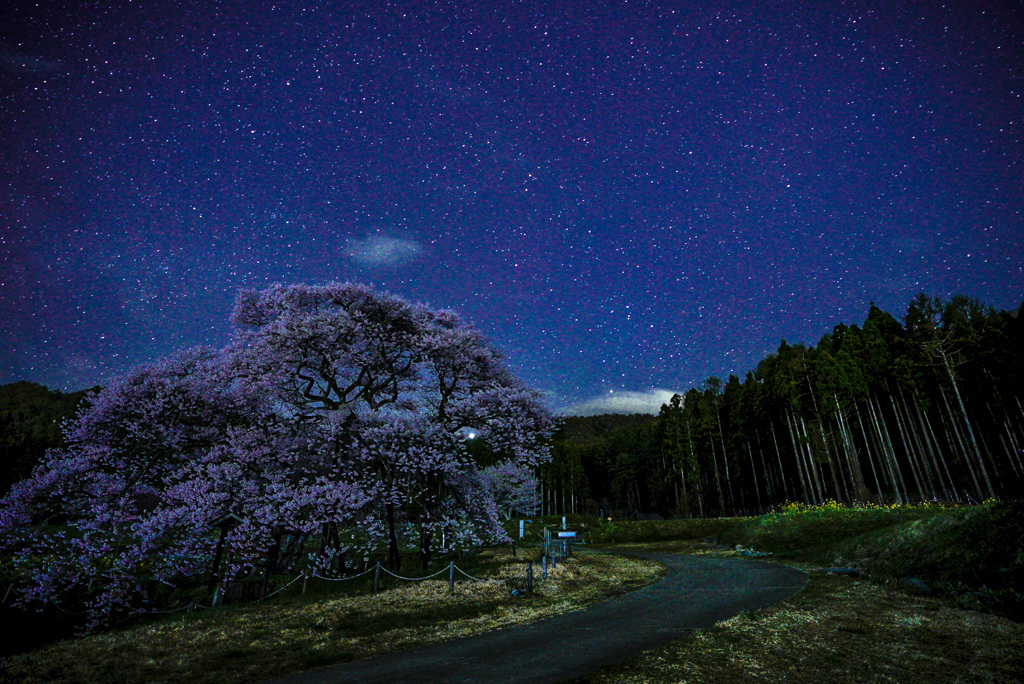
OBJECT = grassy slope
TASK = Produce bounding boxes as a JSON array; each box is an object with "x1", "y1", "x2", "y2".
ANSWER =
[
  {"x1": 521, "y1": 503, "x2": 1024, "y2": 617},
  {"x1": 571, "y1": 501, "x2": 1024, "y2": 684},
  {"x1": 5, "y1": 505, "x2": 1021, "y2": 683},
  {"x1": 570, "y1": 561, "x2": 1024, "y2": 684},
  {"x1": 718, "y1": 500, "x2": 1024, "y2": 619}
]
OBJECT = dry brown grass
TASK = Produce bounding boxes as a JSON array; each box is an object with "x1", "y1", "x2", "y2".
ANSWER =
[
  {"x1": 7, "y1": 530, "x2": 1021, "y2": 684},
  {"x1": 569, "y1": 542, "x2": 1024, "y2": 684},
  {"x1": 0, "y1": 549, "x2": 664, "y2": 684}
]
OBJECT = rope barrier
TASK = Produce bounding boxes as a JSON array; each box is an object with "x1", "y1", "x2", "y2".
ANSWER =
[
  {"x1": 378, "y1": 565, "x2": 450, "y2": 581},
  {"x1": 5, "y1": 547, "x2": 554, "y2": 619},
  {"x1": 311, "y1": 566, "x2": 376, "y2": 581},
  {"x1": 140, "y1": 601, "x2": 203, "y2": 615},
  {"x1": 257, "y1": 571, "x2": 305, "y2": 601}
]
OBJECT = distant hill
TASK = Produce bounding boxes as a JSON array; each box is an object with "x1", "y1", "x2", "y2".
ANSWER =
[
  {"x1": 0, "y1": 381, "x2": 96, "y2": 494},
  {"x1": 554, "y1": 413, "x2": 658, "y2": 444}
]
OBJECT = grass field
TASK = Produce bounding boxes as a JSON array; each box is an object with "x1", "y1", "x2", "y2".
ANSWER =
[
  {"x1": 569, "y1": 543, "x2": 1024, "y2": 684},
  {"x1": 3, "y1": 501, "x2": 1021, "y2": 683},
  {"x1": 0, "y1": 547, "x2": 663, "y2": 684},
  {"x1": 574, "y1": 499, "x2": 1024, "y2": 684}
]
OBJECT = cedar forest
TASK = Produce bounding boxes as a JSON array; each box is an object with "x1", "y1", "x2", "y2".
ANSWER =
[{"x1": 540, "y1": 293, "x2": 1024, "y2": 518}]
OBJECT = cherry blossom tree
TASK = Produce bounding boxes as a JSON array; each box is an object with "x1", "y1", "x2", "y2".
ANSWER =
[
  {"x1": 0, "y1": 283, "x2": 552, "y2": 626},
  {"x1": 480, "y1": 461, "x2": 540, "y2": 520}
]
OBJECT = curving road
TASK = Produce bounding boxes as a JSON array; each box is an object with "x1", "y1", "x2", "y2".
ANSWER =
[{"x1": 262, "y1": 552, "x2": 807, "y2": 684}]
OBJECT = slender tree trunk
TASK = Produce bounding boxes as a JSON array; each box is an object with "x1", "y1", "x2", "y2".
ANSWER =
[
  {"x1": 940, "y1": 387, "x2": 986, "y2": 502},
  {"x1": 755, "y1": 432, "x2": 774, "y2": 502},
  {"x1": 571, "y1": 470, "x2": 577, "y2": 515},
  {"x1": 1006, "y1": 419, "x2": 1024, "y2": 477},
  {"x1": 825, "y1": 419, "x2": 851, "y2": 505},
  {"x1": 684, "y1": 414, "x2": 705, "y2": 518},
  {"x1": 869, "y1": 396, "x2": 907, "y2": 504},
  {"x1": 786, "y1": 410, "x2": 810, "y2": 503},
  {"x1": 386, "y1": 503, "x2": 401, "y2": 572},
  {"x1": 804, "y1": 376, "x2": 841, "y2": 502},
  {"x1": 856, "y1": 405, "x2": 885, "y2": 504},
  {"x1": 713, "y1": 408, "x2": 735, "y2": 514},
  {"x1": 999, "y1": 433, "x2": 1018, "y2": 478},
  {"x1": 889, "y1": 394, "x2": 925, "y2": 500},
  {"x1": 986, "y1": 404, "x2": 1019, "y2": 478},
  {"x1": 940, "y1": 351, "x2": 995, "y2": 499},
  {"x1": 561, "y1": 475, "x2": 569, "y2": 518},
  {"x1": 799, "y1": 415, "x2": 825, "y2": 503},
  {"x1": 747, "y1": 441, "x2": 764, "y2": 512},
  {"x1": 974, "y1": 420, "x2": 1000, "y2": 485},
  {"x1": 770, "y1": 420, "x2": 790, "y2": 502},
  {"x1": 705, "y1": 428, "x2": 725, "y2": 515},
  {"x1": 676, "y1": 463, "x2": 685, "y2": 516},
  {"x1": 914, "y1": 399, "x2": 948, "y2": 498},
  {"x1": 818, "y1": 418, "x2": 844, "y2": 503},
  {"x1": 868, "y1": 397, "x2": 898, "y2": 503},
  {"x1": 899, "y1": 389, "x2": 939, "y2": 498},
  {"x1": 834, "y1": 394, "x2": 867, "y2": 503},
  {"x1": 538, "y1": 475, "x2": 543, "y2": 517},
  {"x1": 921, "y1": 407, "x2": 961, "y2": 502}
]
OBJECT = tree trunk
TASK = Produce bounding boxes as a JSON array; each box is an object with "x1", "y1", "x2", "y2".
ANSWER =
[
  {"x1": 799, "y1": 415, "x2": 825, "y2": 503},
  {"x1": 898, "y1": 388, "x2": 939, "y2": 498},
  {"x1": 889, "y1": 393, "x2": 925, "y2": 500},
  {"x1": 708, "y1": 432, "x2": 725, "y2": 515},
  {"x1": 747, "y1": 441, "x2": 764, "y2": 512},
  {"x1": 921, "y1": 406, "x2": 961, "y2": 502},
  {"x1": 804, "y1": 375, "x2": 842, "y2": 503},
  {"x1": 419, "y1": 513, "x2": 433, "y2": 572},
  {"x1": 939, "y1": 386, "x2": 985, "y2": 502},
  {"x1": 940, "y1": 350, "x2": 995, "y2": 499},
  {"x1": 386, "y1": 503, "x2": 401, "y2": 572},
  {"x1": 868, "y1": 395, "x2": 906, "y2": 505},
  {"x1": 834, "y1": 393, "x2": 867, "y2": 503},
  {"x1": 1005, "y1": 419, "x2": 1024, "y2": 477},
  {"x1": 856, "y1": 405, "x2": 885, "y2": 504},
  {"x1": 770, "y1": 420, "x2": 790, "y2": 502},
  {"x1": 713, "y1": 408, "x2": 735, "y2": 514},
  {"x1": 785, "y1": 410, "x2": 809, "y2": 503}
]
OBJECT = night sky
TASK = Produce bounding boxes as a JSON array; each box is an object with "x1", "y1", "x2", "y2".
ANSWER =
[{"x1": 2, "y1": 1, "x2": 1022, "y2": 415}]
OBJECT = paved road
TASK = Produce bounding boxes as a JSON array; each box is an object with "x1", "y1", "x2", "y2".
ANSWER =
[{"x1": 263, "y1": 552, "x2": 807, "y2": 684}]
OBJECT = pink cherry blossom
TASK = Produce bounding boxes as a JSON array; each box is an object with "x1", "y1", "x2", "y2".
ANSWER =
[{"x1": 0, "y1": 283, "x2": 552, "y2": 627}]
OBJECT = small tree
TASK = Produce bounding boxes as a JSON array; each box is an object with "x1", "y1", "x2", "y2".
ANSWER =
[
  {"x1": 0, "y1": 283, "x2": 552, "y2": 627},
  {"x1": 480, "y1": 461, "x2": 540, "y2": 520}
]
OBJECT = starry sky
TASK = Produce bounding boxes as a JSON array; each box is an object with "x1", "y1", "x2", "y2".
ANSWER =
[{"x1": 2, "y1": 1, "x2": 1022, "y2": 416}]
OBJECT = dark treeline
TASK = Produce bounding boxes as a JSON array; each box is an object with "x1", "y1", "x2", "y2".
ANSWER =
[
  {"x1": 542, "y1": 294, "x2": 1024, "y2": 518},
  {"x1": 0, "y1": 381, "x2": 95, "y2": 495},
  {"x1": 3, "y1": 294, "x2": 1023, "y2": 519}
]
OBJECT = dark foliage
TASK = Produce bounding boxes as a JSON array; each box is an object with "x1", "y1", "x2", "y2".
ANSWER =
[
  {"x1": 545, "y1": 294, "x2": 1024, "y2": 518},
  {"x1": 0, "y1": 381, "x2": 96, "y2": 494}
]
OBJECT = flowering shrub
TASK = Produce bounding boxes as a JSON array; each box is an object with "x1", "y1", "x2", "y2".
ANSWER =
[{"x1": 775, "y1": 498, "x2": 967, "y2": 515}]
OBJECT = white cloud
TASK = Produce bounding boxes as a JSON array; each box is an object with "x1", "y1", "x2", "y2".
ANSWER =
[
  {"x1": 0, "y1": 50, "x2": 65, "y2": 75},
  {"x1": 345, "y1": 236, "x2": 422, "y2": 267},
  {"x1": 562, "y1": 388, "x2": 682, "y2": 417}
]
